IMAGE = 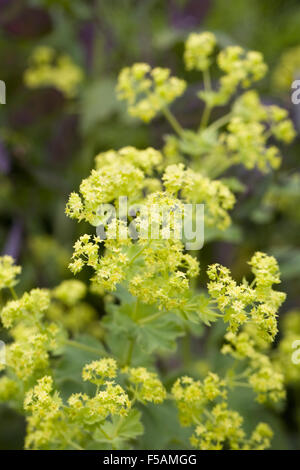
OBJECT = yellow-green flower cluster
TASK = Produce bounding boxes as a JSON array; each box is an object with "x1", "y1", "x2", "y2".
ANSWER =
[
  {"x1": 203, "y1": 45, "x2": 267, "y2": 107},
  {"x1": 190, "y1": 403, "x2": 273, "y2": 450},
  {"x1": 117, "y1": 63, "x2": 186, "y2": 122},
  {"x1": 58, "y1": 32, "x2": 291, "y2": 451},
  {"x1": 49, "y1": 279, "x2": 101, "y2": 336},
  {"x1": 68, "y1": 233, "x2": 130, "y2": 292},
  {"x1": 1, "y1": 288, "x2": 50, "y2": 329},
  {"x1": 222, "y1": 331, "x2": 285, "y2": 403},
  {"x1": 127, "y1": 193, "x2": 200, "y2": 310},
  {"x1": 268, "y1": 105, "x2": 296, "y2": 143},
  {"x1": 128, "y1": 241, "x2": 199, "y2": 311},
  {"x1": 6, "y1": 325, "x2": 55, "y2": 381},
  {"x1": 0, "y1": 31, "x2": 293, "y2": 452},
  {"x1": 245, "y1": 423, "x2": 274, "y2": 450},
  {"x1": 82, "y1": 358, "x2": 117, "y2": 385},
  {"x1": 207, "y1": 252, "x2": 286, "y2": 340},
  {"x1": 133, "y1": 191, "x2": 186, "y2": 242},
  {"x1": 67, "y1": 178, "x2": 200, "y2": 308},
  {"x1": 0, "y1": 255, "x2": 21, "y2": 291},
  {"x1": 0, "y1": 376, "x2": 20, "y2": 402},
  {"x1": 95, "y1": 146, "x2": 162, "y2": 175},
  {"x1": 82, "y1": 381, "x2": 130, "y2": 420},
  {"x1": 163, "y1": 163, "x2": 235, "y2": 229},
  {"x1": 116, "y1": 32, "x2": 294, "y2": 182},
  {"x1": 218, "y1": 92, "x2": 295, "y2": 172},
  {"x1": 53, "y1": 280, "x2": 86, "y2": 307},
  {"x1": 172, "y1": 374, "x2": 227, "y2": 427},
  {"x1": 248, "y1": 251, "x2": 282, "y2": 292},
  {"x1": 233, "y1": 90, "x2": 295, "y2": 142},
  {"x1": 24, "y1": 361, "x2": 132, "y2": 449},
  {"x1": 224, "y1": 117, "x2": 281, "y2": 172},
  {"x1": 126, "y1": 367, "x2": 166, "y2": 404},
  {"x1": 24, "y1": 359, "x2": 165, "y2": 449},
  {"x1": 24, "y1": 376, "x2": 66, "y2": 450},
  {"x1": 47, "y1": 299, "x2": 100, "y2": 337},
  {"x1": 184, "y1": 32, "x2": 216, "y2": 71},
  {"x1": 190, "y1": 404, "x2": 242, "y2": 450},
  {"x1": 172, "y1": 373, "x2": 273, "y2": 450},
  {"x1": 275, "y1": 310, "x2": 300, "y2": 385},
  {"x1": 24, "y1": 46, "x2": 83, "y2": 98},
  {"x1": 218, "y1": 46, "x2": 267, "y2": 87},
  {"x1": 66, "y1": 148, "x2": 155, "y2": 225},
  {"x1": 68, "y1": 234, "x2": 100, "y2": 274},
  {"x1": 208, "y1": 91, "x2": 294, "y2": 173},
  {"x1": 0, "y1": 280, "x2": 61, "y2": 386},
  {"x1": 160, "y1": 84, "x2": 294, "y2": 179}
]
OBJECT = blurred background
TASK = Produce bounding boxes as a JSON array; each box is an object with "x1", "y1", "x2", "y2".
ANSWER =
[{"x1": 0, "y1": 0, "x2": 299, "y2": 450}]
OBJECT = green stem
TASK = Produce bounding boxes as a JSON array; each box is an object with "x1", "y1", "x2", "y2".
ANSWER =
[
  {"x1": 207, "y1": 112, "x2": 232, "y2": 132},
  {"x1": 206, "y1": 158, "x2": 233, "y2": 178},
  {"x1": 230, "y1": 381, "x2": 252, "y2": 388},
  {"x1": 182, "y1": 332, "x2": 192, "y2": 368},
  {"x1": 67, "y1": 439, "x2": 83, "y2": 450},
  {"x1": 113, "y1": 416, "x2": 125, "y2": 440},
  {"x1": 199, "y1": 104, "x2": 211, "y2": 130},
  {"x1": 128, "y1": 240, "x2": 151, "y2": 265},
  {"x1": 9, "y1": 287, "x2": 18, "y2": 300},
  {"x1": 138, "y1": 310, "x2": 166, "y2": 325},
  {"x1": 124, "y1": 338, "x2": 135, "y2": 367},
  {"x1": 199, "y1": 69, "x2": 212, "y2": 130},
  {"x1": 132, "y1": 298, "x2": 139, "y2": 321},
  {"x1": 203, "y1": 408, "x2": 214, "y2": 422},
  {"x1": 99, "y1": 426, "x2": 111, "y2": 441},
  {"x1": 64, "y1": 339, "x2": 106, "y2": 357},
  {"x1": 162, "y1": 107, "x2": 184, "y2": 136},
  {"x1": 203, "y1": 68, "x2": 212, "y2": 92}
]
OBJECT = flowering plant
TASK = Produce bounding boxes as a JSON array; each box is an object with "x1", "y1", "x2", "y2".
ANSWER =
[{"x1": 0, "y1": 32, "x2": 295, "y2": 450}]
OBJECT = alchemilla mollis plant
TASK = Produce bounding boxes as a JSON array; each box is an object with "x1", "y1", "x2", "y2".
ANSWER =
[{"x1": 0, "y1": 32, "x2": 295, "y2": 450}]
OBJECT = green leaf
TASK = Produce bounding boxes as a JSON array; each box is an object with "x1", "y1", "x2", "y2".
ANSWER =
[
  {"x1": 104, "y1": 287, "x2": 183, "y2": 354},
  {"x1": 205, "y1": 224, "x2": 243, "y2": 243},
  {"x1": 176, "y1": 292, "x2": 219, "y2": 327},
  {"x1": 94, "y1": 410, "x2": 144, "y2": 449},
  {"x1": 197, "y1": 293, "x2": 220, "y2": 326},
  {"x1": 80, "y1": 79, "x2": 119, "y2": 134},
  {"x1": 220, "y1": 177, "x2": 246, "y2": 193},
  {"x1": 179, "y1": 129, "x2": 218, "y2": 157},
  {"x1": 139, "y1": 402, "x2": 191, "y2": 450},
  {"x1": 54, "y1": 334, "x2": 106, "y2": 399},
  {"x1": 138, "y1": 314, "x2": 184, "y2": 353}
]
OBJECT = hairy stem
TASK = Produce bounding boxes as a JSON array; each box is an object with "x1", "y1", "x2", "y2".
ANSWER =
[
  {"x1": 199, "y1": 69, "x2": 212, "y2": 130},
  {"x1": 64, "y1": 339, "x2": 106, "y2": 357},
  {"x1": 162, "y1": 107, "x2": 184, "y2": 136},
  {"x1": 124, "y1": 337, "x2": 135, "y2": 366},
  {"x1": 9, "y1": 287, "x2": 18, "y2": 300}
]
